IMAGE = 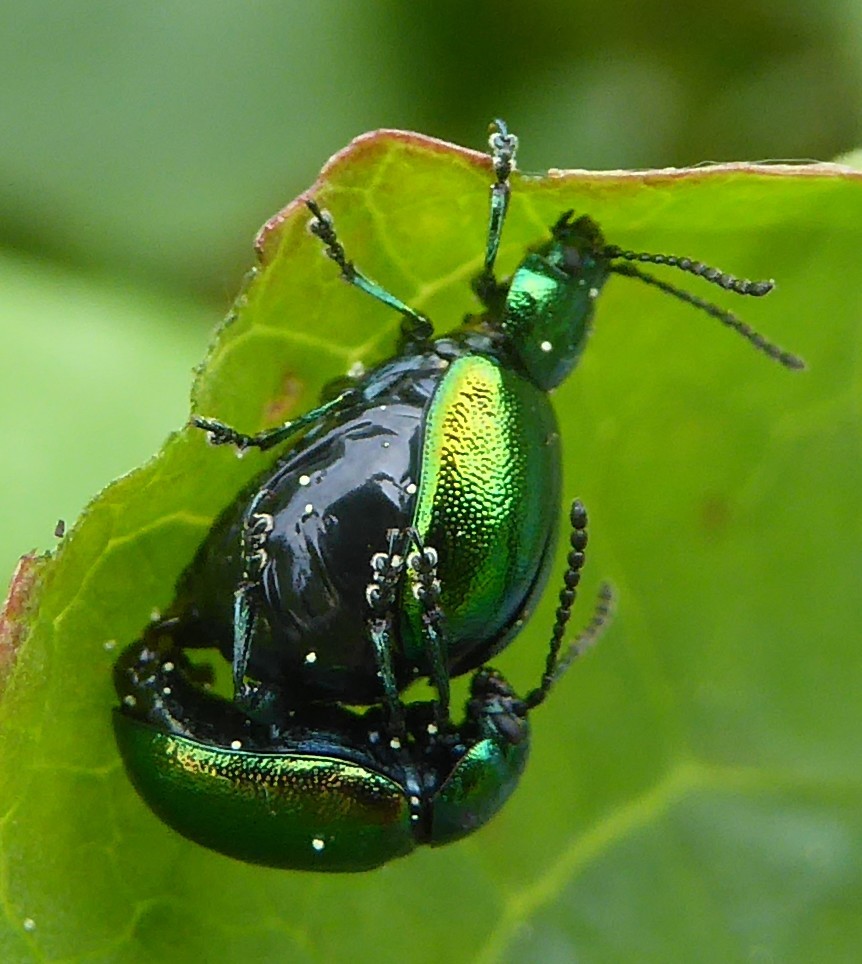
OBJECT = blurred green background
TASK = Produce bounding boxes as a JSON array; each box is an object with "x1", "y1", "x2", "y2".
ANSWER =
[{"x1": 2, "y1": 1, "x2": 862, "y2": 579}]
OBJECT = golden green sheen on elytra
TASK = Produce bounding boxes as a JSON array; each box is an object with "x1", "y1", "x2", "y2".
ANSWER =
[
  {"x1": 113, "y1": 713, "x2": 416, "y2": 871},
  {"x1": 405, "y1": 354, "x2": 560, "y2": 664}
]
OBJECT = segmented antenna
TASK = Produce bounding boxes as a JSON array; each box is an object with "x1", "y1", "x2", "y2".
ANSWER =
[
  {"x1": 609, "y1": 260, "x2": 805, "y2": 370},
  {"x1": 551, "y1": 583, "x2": 615, "y2": 681},
  {"x1": 523, "y1": 582, "x2": 615, "y2": 712},
  {"x1": 604, "y1": 245, "x2": 774, "y2": 297},
  {"x1": 523, "y1": 500, "x2": 588, "y2": 710}
]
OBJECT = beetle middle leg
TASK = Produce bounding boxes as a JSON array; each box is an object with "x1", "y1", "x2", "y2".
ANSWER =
[
  {"x1": 367, "y1": 528, "x2": 452, "y2": 731},
  {"x1": 305, "y1": 199, "x2": 433, "y2": 351}
]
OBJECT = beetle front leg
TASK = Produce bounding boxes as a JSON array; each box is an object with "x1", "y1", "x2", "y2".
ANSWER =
[{"x1": 472, "y1": 119, "x2": 519, "y2": 310}]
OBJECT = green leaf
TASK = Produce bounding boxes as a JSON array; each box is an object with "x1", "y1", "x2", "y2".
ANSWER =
[{"x1": 1, "y1": 131, "x2": 860, "y2": 963}]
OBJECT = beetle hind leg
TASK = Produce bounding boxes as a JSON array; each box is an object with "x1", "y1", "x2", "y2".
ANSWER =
[
  {"x1": 406, "y1": 535, "x2": 451, "y2": 729},
  {"x1": 365, "y1": 531, "x2": 412, "y2": 737},
  {"x1": 192, "y1": 387, "x2": 361, "y2": 453},
  {"x1": 228, "y1": 502, "x2": 289, "y2": 724}
]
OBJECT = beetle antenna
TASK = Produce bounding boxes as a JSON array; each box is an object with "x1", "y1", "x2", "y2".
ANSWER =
[
  {"x1": 609, "y1": 262, "x2": 805, "y2": 370},
  {"x1": 552, "y1": 582, "x2": 614, "y2": 680},
  {"x1": 523, "y1": 580, "x2": 614, "y2": 712},
  {"x1": 523, "y1": 500, "x2": 588, "y2": 710},
  {"x1": 605, "y1": 245, "x2": 774, "y2": 297}
]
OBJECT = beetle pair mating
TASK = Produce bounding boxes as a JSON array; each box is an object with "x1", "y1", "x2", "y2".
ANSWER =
[{"x1": 114, "y1": 121, "x2": 802, "y2": 871}]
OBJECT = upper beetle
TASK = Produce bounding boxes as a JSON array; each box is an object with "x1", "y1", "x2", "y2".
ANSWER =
[{"x1": 140, "y1": 121, "x2": 802, "y2": 729}]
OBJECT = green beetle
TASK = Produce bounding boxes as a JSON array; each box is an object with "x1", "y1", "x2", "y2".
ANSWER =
[
  {"x1": 151, "y1": 121, "x2": 802, "y2": 733},
  {"x1": 114, "y1": 503, "x2": 608, "y2": 871},
  {"x1": 114, "y1": 120, "x2": 803, "y2": 868}
]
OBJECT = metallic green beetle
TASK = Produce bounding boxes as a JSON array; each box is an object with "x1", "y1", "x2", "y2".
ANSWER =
[
  {"x1": 114, "y1": 504, "x2": 610, "y2": 870},
  {"x1": 115, "y1": 121, "x2": 803, "y2": 868},
  {"x1": 147, "y1": 121, "x2": 802, "y2": 733}
]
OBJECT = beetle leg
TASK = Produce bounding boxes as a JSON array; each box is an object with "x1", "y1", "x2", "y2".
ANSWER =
[
  {"x1": 229, "y1": 501, "x2": 275, "y2": 715},
  {"x1": 305, "y1": 199, "x2": 434, "y2": 350},
  {"x1": 231, "y1": 580, "x2": 289, "y2": 725},
  {"x1": 136, "y1": 612, "x2": 216, "y2": 685},
  {"x1": 473, "y1": 119, "x2": 519, "y2": 309},
  {"x1": 231, "y1": 582, "x2": 257, "y2": 700},
  {"x1": 365, "y1": 532, "x2": 412, "y2": 737},
  {"x1": 192, "y1": 387, "x2": 362, "y2": 452},
  {"x1": 115, "y1": 631, "x2": 262, "y2": 744},
  {"x1": 406, "y1": 535, "x2": 450, "y2": 730}
]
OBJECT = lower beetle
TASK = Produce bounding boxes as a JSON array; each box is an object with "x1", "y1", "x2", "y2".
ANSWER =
[
  {"x1": 114, "y1": 503, "x2": 609, "y2": 870},
  {"x1": 146, "y1": 121, "x2": 802, "y2": 729}
]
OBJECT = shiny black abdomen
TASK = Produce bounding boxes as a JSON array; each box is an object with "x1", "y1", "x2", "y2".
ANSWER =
[
  {"x1": 173, "y1": 351, "x2": 447, "y2": 702},
  {"x1": 170, "y1": 337, "x2": 560, "y2": 705}
]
